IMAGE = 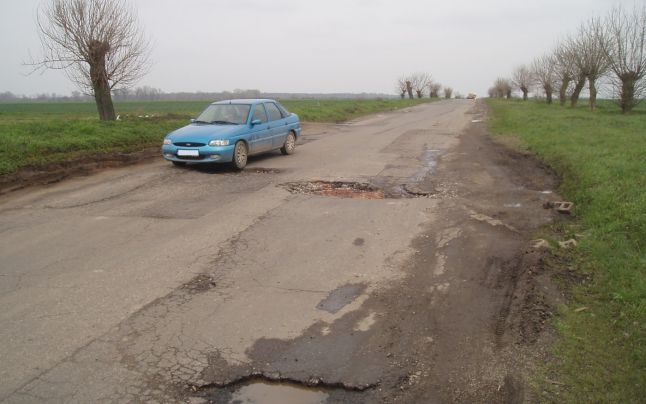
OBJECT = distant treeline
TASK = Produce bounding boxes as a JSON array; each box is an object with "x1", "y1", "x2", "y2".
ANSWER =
[{"x1": 0, "y1": 87, "x2": 397, "y2": 103}]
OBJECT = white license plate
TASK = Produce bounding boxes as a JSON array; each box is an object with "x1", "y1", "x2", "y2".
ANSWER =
[{"x1": 177, "y1": 149, "x2": 199, "y2": 157}]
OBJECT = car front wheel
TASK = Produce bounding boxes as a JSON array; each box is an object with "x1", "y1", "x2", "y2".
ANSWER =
[
  {"x1": 232, "y1": 141, "x2": 248, "y2": 170},
  {"x1": 281, "y1": 132, "x2": 296, "y2": 155}
]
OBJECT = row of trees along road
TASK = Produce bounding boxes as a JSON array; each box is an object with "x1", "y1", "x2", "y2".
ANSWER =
[
  {"x1": 29, "y1": 0, "x2": 151, "y2": 121},
  {"x1": 489, "y1": 5, "x2": 646, "y2": 113},
  {"x1": 396, "y1": 73, "x2": 453, "y2": 99}
]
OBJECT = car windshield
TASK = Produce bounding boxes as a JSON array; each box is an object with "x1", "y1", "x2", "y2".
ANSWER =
[{"x1": 195, "y1": 104, "x2": 251, "y2": 125}]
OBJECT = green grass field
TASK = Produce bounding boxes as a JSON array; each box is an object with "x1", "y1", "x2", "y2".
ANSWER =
[
  {"x1": 0, "y1": 98, "x2": 430, "y2": 175},
  {"x1": 488, "y1": 99, "x2": 645, "y2": 403}
]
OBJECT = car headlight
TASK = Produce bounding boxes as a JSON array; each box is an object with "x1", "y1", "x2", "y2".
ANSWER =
[
  {"x1": 209, "y1": 139, "x2": 230, "y2": 146},
  {"x1": 163, "y1": 138, "x2": 172, "y2": 145}
]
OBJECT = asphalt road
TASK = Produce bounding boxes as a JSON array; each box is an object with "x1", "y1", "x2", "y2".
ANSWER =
[{"x1": 0, "y1": 100, "x2": 559, "y2": 403}]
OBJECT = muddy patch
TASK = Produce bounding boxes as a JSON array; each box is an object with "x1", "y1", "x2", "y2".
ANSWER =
[
  {"x1": 0, "y1": 147, "x2": 161, "y2": 195},
  {"x1": 316, "y1": 283, "x2": 367, "y2": 314}
]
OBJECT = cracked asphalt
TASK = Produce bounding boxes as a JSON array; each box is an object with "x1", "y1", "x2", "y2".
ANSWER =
[{"x1": 0, "y1": 100, "x2": 561, "y2": 403}]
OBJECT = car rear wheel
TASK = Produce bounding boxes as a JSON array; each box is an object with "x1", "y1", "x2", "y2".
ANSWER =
[
  {"x1": 281, "y1": 132, "x2": 296, "y2": 155},
  {"x1": 172, "y1": 161, "x2": 186, "y2": 167},
  {"x1": 232, "y1": 141, "x2": 248, "y2": 170}
]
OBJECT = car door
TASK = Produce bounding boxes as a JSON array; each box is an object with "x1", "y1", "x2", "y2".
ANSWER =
[
  {"x1": 248, "y1": 103, "x2": 272, "y2": 153},
  {"x1": 264, "y1": 102, "x2": 288, "y2": 149}
]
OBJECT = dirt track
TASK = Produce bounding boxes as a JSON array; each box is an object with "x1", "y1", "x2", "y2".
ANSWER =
[{"x1": 0, "y1": 100, "x2": 564, "y2": 403}]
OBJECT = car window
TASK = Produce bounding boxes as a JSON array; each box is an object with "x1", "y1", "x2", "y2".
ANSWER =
[
  {"x1": 264, "y1": 102, "x2": 283, "y2": 121},
  {"x1": 251, "y1": 104, "x2": 268, "y2": 123},
  {"x1": 275, "y1": 102, "x2": 290, "y2": 118},
  {"x1": 195, "y1": 104, "x2": 250, "y2": 124}
]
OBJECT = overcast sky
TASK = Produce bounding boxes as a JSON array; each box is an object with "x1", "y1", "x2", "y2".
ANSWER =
[{"x1": 0, "y1": 0, "x2": 635, "y2": 97}]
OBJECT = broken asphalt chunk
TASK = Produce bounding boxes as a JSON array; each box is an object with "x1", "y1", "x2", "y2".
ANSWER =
[{"x1": 543, "y1": 201, "x2": 574, "y2": 214}]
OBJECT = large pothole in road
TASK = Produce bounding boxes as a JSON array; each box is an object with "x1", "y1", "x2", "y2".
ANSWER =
[
  {"x1": 195, "y1": 374, "x2": 371, "y2": 403},
  {"x1": 202, "y1": 380, "x2": 331, "y2": 404},
  {"x1": 280, "y1": 181, "x2": 434, "y2": 199}
]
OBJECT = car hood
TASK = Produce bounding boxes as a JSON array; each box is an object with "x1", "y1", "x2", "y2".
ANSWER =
[{"x1": 167, "y1": 124, "x2": 245, "y2": 142}]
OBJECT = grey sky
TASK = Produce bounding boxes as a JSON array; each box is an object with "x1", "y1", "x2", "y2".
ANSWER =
[{"x1": 0, "y1": 0, "x2": 634, "y2": 97}]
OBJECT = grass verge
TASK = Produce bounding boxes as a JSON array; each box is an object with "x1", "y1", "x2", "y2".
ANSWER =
[
  {"x1": 487, "y1": 99, "x2": 645, "y2": 403},
  {"x1": 0, "y1": 98, "x2": 431, "y2": 176}
]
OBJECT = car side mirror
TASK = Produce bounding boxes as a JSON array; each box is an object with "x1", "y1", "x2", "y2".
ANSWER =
[{"x1": 250, "y1": 119, "x2": 262, "y2": 126}]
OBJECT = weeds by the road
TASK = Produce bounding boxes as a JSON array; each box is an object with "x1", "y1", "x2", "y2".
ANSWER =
[
  {"x1": 488, "y1": 99, "x2": 645, "y2": 403},
  {"x1": 0, "y1": 98, "x2": 431, "y2": 175}
]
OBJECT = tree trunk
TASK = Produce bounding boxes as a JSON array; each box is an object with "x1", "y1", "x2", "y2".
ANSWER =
[
  {"x1": 416, "y1": 90, "x2": 422, "y2": 99},
  {"x1": 406, "y1": 81, "x2": 413, "y2": 99},
  {"x1": 521, "y1": 86, "x2": 528, "y2": 101},
  {"x1": 619, "y1": 73, "x2": 637, "y2": 113},
  {"x1": 545, "y1": 84, "x2": 553, "y2": 104},
  {"x1": 89, "y1": 40, "x2": 116, "y2": 121},
  {"x1": 570, "y1": 76, "x2": 586, "y2": 107},
  {"x1": 559, "y1": 77, "x2": 570, "y2": 105},
  {"x1": 588, "y1": 77, "x2": 597, "y2": 110}
]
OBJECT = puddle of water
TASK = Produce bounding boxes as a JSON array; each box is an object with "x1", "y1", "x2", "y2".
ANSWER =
[
  {"x1": 316, "y1": 283, "x2": 367, "y2": 314},
  {"x1": 229, "y1": 381, "x2": 329, "y2": 404}
]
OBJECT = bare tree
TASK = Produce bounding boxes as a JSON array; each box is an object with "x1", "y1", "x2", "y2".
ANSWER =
[
  {"x1": 566, "y1": 19, "x2": 611, "y2": 109},
  {"x1": 600, "y1": 5, "x2": 646, "y2": 113},
  {"x1": 396, "y1": 77, "x2": 408, "y2": 99},
  {"x1": 406, "y1": 79, "x2": 414, "y2": 99},
  {"x1": 490, "y1": 78, "x2": 512, "y2": 98},
  {"x1": 554, "y1": 42, "x2": 578, "y2": 105},
  {"x1": 443, "y1": 87, "x2": 453, "y2": 99},
  {"x1": 532, "y1": 54, "x2": 557, "y2": 103},
  {"x1": 30, "y1": 0, "x2": 151, "y2": 120},
  {"x1": 429, "y1": 82, "x2": 442, "y2": 98},
  {"x1": 512, "y1": 65, "x2": 532, "y2": 100},
  {"x1": 410, "y1": 72, "x2": 432, "y2": 98}
]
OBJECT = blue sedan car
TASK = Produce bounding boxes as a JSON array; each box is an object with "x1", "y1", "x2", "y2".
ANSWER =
[{"x1": 162, "y1": 99, "x2": 301, "y2": 169}]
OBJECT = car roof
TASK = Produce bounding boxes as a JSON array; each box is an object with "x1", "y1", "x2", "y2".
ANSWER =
[{"x1": 211, "y1": 99, "x2": 276, "y2": 105}]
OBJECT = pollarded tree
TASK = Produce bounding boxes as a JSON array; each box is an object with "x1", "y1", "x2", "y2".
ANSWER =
[
  {"x1": 532, "y1": 54, "x2": 557, "y2": 103},
  {"x1": 562, "y1": 35, "x2": 589, "y2": 108},
  {"x1": 491, "y1": 78, "x2": 512, "y2": 98},
  {"x1": 600, "y1": 5, "x2": 646, "y2": 113},
  {"x1": 567, "y1": 19, "x2": 611, "y2": 109},
  {"x1": 554, "y1": 42, "x2": 578, "y2": 105},
  {"x1": 396, "y1": 77, "x2": 408, "y2": 99},
  {"x1": 429, "y1": 82, "x2": 442, "y2": 98},
  {"x1": 443, "y1": 87, "x2": 453, "y2": 99},
  {"x1": 512, "y1": 65, "x2": 532, "y2": 100},
  {"x1": 410, "y1": 72, "x2": 432, "y2": 98},
  {"x1": 31, "y1": 0, "x2": 151, "y2": 121}
]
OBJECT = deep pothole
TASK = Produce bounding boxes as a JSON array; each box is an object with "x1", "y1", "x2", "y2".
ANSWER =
[
  {"x1": 194, "y1": 374, "x2": 373, "y2": 404},
  {"x1": 202, "y1": 380, "x2": 330, "y2": 404},
  {"x1": 280, "y1": 180, "x2": 434, "y2": 199}
]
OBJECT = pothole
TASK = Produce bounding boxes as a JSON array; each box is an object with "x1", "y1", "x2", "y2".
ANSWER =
[
  {"x1": 281, "y1": 181, "x2": 384, "y2": 199},
  {"x1": 316, "y1": 283, "x2": 367, "y2": 314},
  {"x1": 181, "y1": 274, "x2": 217, "y2": 294},
  {"x1": 280, "y1": 181, "x2": 434, "y2": 199},
  {"x1": 194, "y1": 375, "x2": 373, "y2": 403},
  {"x1": 227, "y1": 381, "x2": 329, "y2": 404}
]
